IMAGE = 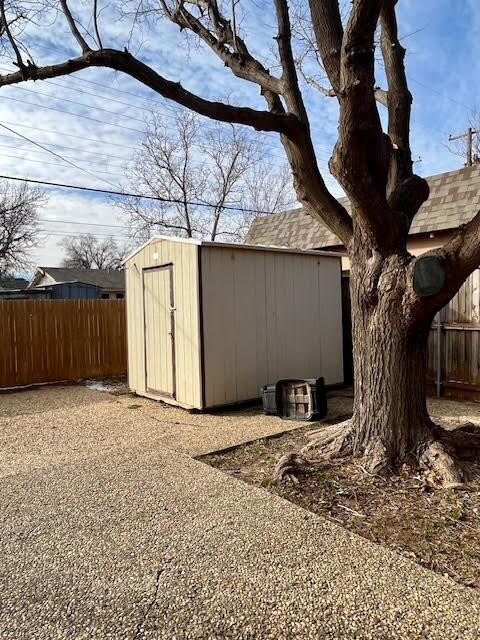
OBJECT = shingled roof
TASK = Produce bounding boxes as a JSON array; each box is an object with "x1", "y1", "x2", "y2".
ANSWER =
[
  {"x1": 28, "y1": 267, "x2": 125, "y2": 292},
  {"x1": 246, "y1": 165, "x2": 480, "y2": 249},
  {"x1": 0, "y1": 277, "x2": 28, "y2": 291}
]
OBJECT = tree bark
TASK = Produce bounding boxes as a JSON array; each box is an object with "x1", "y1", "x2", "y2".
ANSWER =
[
  {"x1": 349, "y1": 253, "x2": 434, "y2": 473},
  {"x1": 275, "y1": 241, "x2": 480, "y2": 488}
]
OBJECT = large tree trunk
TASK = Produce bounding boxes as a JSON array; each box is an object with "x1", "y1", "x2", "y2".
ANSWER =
[
  {"x1": 275, "y1": 250, "x2": 480, "y2": 488},
  {"x1": 348, "y1": 253, "x2": 434, "y2": 474}
]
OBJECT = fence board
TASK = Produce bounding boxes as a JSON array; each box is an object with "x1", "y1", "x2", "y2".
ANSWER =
[
  {"x1": 0, "y1": 299, "x2": 126, "y2": 388},
  {"x1": 428, "y1": 268, "x2": 480, "y2": 401}
]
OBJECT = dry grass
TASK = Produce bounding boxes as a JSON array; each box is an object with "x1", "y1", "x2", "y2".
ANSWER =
[{"x1": 203, "y1": 395, "x2": 480, "y2": 590}]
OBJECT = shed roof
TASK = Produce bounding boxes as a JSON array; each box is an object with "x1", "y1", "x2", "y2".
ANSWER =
[
  {"x1": 123, "y1": 234, "x2": 344, "y2": 264},
  {"x1": 246, "y1": 165, "x2": 480, "y2": 249},
  {"x1": 28, "y1": 267, "x2": 125, "y2": 291}
]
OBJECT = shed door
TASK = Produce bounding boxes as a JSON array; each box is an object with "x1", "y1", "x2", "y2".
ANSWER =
[{"x1": 143, "y1": 265, "x2": 175, "y2": 398}]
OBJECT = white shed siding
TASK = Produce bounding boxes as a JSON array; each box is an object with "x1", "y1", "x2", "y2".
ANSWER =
[
  {"x1": 201, "y1": 245, "x2": 343, "y2": 407},
  {"x1": 125, "y1": 238, "x2": 201, "y2": 408}
]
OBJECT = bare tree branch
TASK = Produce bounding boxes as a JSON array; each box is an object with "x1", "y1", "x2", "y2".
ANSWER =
[
  {"x1": 60, "y1": 234, "x2": 127, "y2": 269},
  {"x1": 269, "y1": 0, "x2": 352, "y2": 244},
  {"x1": 328, "y1": 0, "x2": 399, "y2": 245},
  {"x1": 60, "y1": 0, "x2": 92, "y2": 53},
  {"x1": 0, "y1": 49, "x2": 298, "y2": 133},
  {"x1": 0, "y1": 181, "x2": 46, "y2": 276},
  {"x1": 379, "y1": 0, "x2": 429, "y2": 223},
  {"x1": 93, "y1": 0, "x2": 103, "y2": 49},
  {"x1": 374, "y1": 86, "x2": 388, "y2": 106},
  {"x1": 307, "y1": 0, "x2": 343, "y2": 94},
  {"x1": 274, "y1": 0, "x2": 305, "y2": 115},
  {"x1": 298, "y1": 67, "x2": 336, "y2": 96},
  {"x1": 0, "y1": 0, "x2": 25, "y2": 70},
  {"x1": 422, "y1": 211, "x2": 480, "y2": 314},
  {"x1": 380, "y1": 0, "x2": 412, "y2": 182},
  {"x1": 161, "y1": 0, "x2": 283, "y2": 95},
  {"x1": 121, "y1": 111, "x2": 294, "y2": 242}
]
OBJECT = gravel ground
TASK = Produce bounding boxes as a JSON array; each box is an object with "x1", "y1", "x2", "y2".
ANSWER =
[
  {"x1": 1, "y1": 385, "x2": 480, "y2": 639},
  {"x1": 0, "y1": 385, "x2": 313, "y2": 478}
]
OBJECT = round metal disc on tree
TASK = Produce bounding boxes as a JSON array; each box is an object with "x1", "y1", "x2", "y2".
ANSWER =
[{"x1": 413, "y1": 256, "x2": 446, "y2": 297}]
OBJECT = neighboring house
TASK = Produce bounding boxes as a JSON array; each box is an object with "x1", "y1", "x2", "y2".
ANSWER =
[
  {"x1": 0, "y1": 280, "x2": 102, "y2": 300},
  {"x1": 30, "y1": 281, "x2": 102, "y2": 299},
  {"x1": 27, "y1": 267, "x2": 125, "y2": 299},
  {"x1": 0, "y1": 277, "x2": 29, "y2": 292},
  {"x1": 246, "y1": 165, "x2": 480, "y2": 266}
]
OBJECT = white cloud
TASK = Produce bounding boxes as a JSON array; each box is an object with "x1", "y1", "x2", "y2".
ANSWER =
[{"x1": 31, "y1": 191, "x2": 127, "y2": 270}]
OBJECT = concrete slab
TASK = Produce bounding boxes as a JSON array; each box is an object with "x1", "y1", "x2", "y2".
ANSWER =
[
  {"x1": 1, "y1": 385, "x2": 480, "y2": 639},
  {"x1": 1, "y1": 444, "x2": 479, "y2": 639}
]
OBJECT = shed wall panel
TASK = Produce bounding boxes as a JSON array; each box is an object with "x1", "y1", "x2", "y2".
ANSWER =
[
  {"x1": 201, "y1": 246, "x2": 343, "y2": 407},
  {"x1": 125, "y1": 239, "x2": 201, "y2": 408}
]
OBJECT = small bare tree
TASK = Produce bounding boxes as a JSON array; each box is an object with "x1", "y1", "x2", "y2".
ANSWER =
[
  {"x1": 60, "y1": 234, "x2": 127, "y2": 270},
  {"x1": 122, "y1": 111, "x2": 293, "y2": 242},
  {"x1": 0, "y1": 181, "x2": 45, "y2": 278}
]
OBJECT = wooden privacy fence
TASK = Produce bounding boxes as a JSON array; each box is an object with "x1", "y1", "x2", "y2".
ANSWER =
[
  {"x1": 0, "y1": 299, "x2": 127, "y2": 389},
  {"x1": 427, "y1": 268, "x2": 480, "y2": 401}
]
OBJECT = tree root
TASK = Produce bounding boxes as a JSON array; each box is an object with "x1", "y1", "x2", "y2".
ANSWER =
[
  {"x1": 273, "y1": 419, "x2": 480, "y2": 489},
  {"x1": 420, "y1": 422, "x2": 480, "y2": 489},
  {"x1": 301, "y1": 419, "x2": 354, "y2": 458},
  {"x1": 438, "y1": 423, "x2": 480, "y2": 460},
  {"x1": 273, "y1": 420, "x2": 353, "y2": 484},
  {"x1": 273, "y1": 453, "x2": 312, "y2": 484},
  {"x1": 420, "y1": 440, "x2": 465, "y2": 490}
]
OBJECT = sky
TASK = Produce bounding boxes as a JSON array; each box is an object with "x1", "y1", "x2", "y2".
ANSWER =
[{"x1": 1, "y1": 0, "x2": 479, "y2": 273}]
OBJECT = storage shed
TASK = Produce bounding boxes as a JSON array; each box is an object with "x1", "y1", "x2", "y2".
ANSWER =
[{"x1": 125, "y1": 236, "x2": 344, "y2": 410}]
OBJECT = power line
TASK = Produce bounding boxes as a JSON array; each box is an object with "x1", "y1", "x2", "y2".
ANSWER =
[
  {"x1": 0, "y1": 94, "x2": 146, "y2": 134},
  {"x1": 0, "y1": 133, "x2": 131, "y2": 161},
  {"x1": 0, "y1": 94, "x2": 306, "y2": 170},
  {"x1": 410, "y1": 77, "x2": 474, "y2": 112},
  {"x1": 37, "y1": 76, "x2": 310, "y2": 157},
  {"x1": 0, "y1": 151, "x2": 124, "y2": 176},
  {"x1": 40, "y1": 217, "x2": 129, "y2": 228},
  {"x1": 0, "y1": 62, "x2": 332, "y2": 161},
  {"x1": 13, "y1": 84, "x2": 149, "y2": 126},
  {"x1": 44, "y1": 77, "x2": 157, "y2": 113},
  {"x1": 0, "y1": 136, "x2": 125, "y2": 169},
  {"x1": 0, "y1": 60, "x2": 334, "y2": 174},
  {"x1": 5, "y1": 87, "x2": 313, "y2": 164},
  {"x1": 1, "y1": 62, "x2": 282, "y2": 150},
  {"x1": 0, "y1": 104, "x2": 308, "y2": 175},
  {"x1": 0, "y1": 120, "x2": 142, "y2": 151},
  {"x1": 40, "y1": 229, "x2": 130, "y2": 239},
  {"x1": 0, "y1": 115, "x2": 309, "y2": 190},
  {"x1": 0, "y1": 122, "x2": 122, "y2": 188},
  {"x1": 0, "y1": 174, "x2": 281, "y2": 215},
  {"x1": 0, "y1": 127, "x2": 297, "y2": 177}
]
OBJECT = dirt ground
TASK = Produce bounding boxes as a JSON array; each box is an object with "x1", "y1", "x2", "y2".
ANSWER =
[{"x1": 203, "y1": 392, "x2": 480, "y2": 590}]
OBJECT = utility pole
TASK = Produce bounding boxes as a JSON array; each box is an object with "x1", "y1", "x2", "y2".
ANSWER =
[{"x1": 449, "y1": 127, "x2": 479, "y2": 166}]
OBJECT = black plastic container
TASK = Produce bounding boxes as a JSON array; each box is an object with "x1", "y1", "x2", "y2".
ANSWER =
[
  {"x1": 262, "y1": 383, "x2": 278, "y2": 415},
  {"x1": 261, "y1": 377, "x2": 327, "y2": 421}
]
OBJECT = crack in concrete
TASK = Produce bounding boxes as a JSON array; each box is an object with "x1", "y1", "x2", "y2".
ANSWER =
[{"x1": 131, "y1": 566, "x2": 164, "y2": 640}]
